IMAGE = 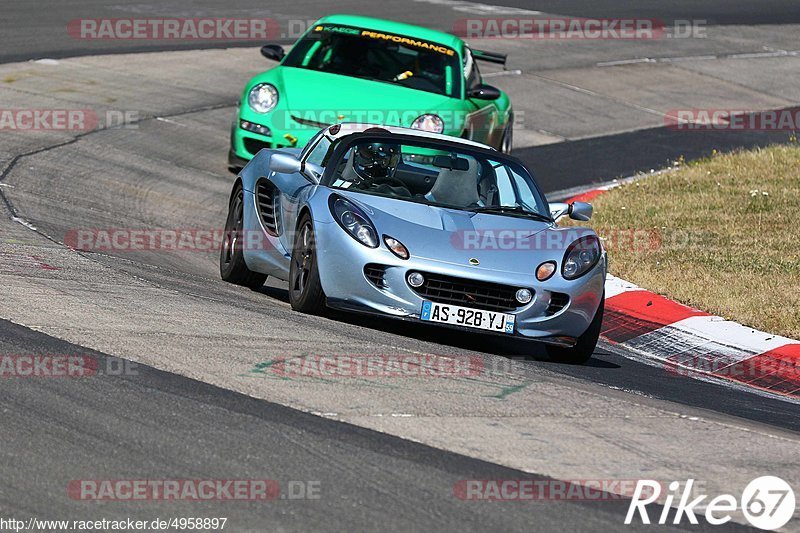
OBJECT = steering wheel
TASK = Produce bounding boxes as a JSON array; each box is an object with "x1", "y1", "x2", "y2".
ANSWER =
[
  {"x1": 369, "y1": 176, "x2": 413, "y2": 198},
  {"x1": 371, "y1": 175, "x2": 407, "y2": 189}
]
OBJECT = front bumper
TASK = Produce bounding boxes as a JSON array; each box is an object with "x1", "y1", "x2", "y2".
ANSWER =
[
  {"x1": 229, "y1": 109, "x2": 469, "y2": 166},
  {"x1": 313, "y1": 220, "x2": 606, "y2": 343},
  {"x1": 230, "y1": 119, "x2": 318, "y2": 166}
]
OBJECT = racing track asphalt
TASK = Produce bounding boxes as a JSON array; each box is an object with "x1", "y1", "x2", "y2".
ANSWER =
[
  {"x1": 1, "y1": 2, "x2": 799, "y2": 531},
  {"x1": 459, "y1": 0, "x2": 800, "y2": 25},
  {"x1": 3, "y1": 0, "x2": 800, "y2": 63},
  {"x1": 2, "y1": 317, "x2": 763, "y2": 531},
  {"x1": 516, "y1": 117, "x2": 799, "y2": 192}
]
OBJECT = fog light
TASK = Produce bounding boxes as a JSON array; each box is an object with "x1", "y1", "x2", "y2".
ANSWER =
[
  {"x1": 515, "y1": 288, "x2": 533, "y2": 304},
  {"x1": 407, "y1": 272, "x2": 425, "y2": 288},
  {"x1": 240, "y1": 119, "x2": 271, "y2": 136},
  {"x1": 536, "y1": 261, "x2": 557, "y2": 281}
]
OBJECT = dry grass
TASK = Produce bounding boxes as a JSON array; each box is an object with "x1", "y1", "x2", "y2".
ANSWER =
[{"x1": 579, "y1": 142, "x2": 800, "y2": 339}]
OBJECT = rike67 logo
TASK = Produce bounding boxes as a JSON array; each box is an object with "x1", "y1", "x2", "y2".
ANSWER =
[{"x1": 626, "y1": 477, "x2": 795, "y2": 530}]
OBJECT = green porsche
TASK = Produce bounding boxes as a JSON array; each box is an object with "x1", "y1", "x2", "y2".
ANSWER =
[{"x1": 229, "y1": 14, "x2": 513, "y2": 171}]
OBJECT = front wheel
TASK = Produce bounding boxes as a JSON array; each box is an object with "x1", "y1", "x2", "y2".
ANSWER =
[
  {"x1": 220, "y1": 185, "x2": 267, "y2": 290},
  {"x1": 288, "y1": 214, "x2": 327, "y2": 314},
  {"x1": 545, "y1": 296, "x2": 604, "y2": 365}
]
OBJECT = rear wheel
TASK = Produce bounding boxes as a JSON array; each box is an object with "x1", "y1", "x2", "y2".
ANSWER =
[
  {"x1": 219, "y1": 185, "x2": 267, "y2": 290},
  {"x1": 288, "y1": 214, "x2": 326, "y2": 314},
  {"x1": 545, "y1": 296, "x2": 604, "y2": 365}
]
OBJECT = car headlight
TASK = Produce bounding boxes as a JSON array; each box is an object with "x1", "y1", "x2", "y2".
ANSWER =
[
  {"x1": 411, "y1": 114, "x2": 444, "y2": 133},
  {"x1": 248, "y1": 83, "x2": 278, "y2": 113},
  {"x1": 329, "y1": 196, "x2": 378, "y2": 248},
  {"x1": 562, "y1": 235, "x2": 601, "y2": 280}
]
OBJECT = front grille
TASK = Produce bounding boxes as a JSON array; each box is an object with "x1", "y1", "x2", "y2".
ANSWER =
[
  {"x1": 292, "y1": 115, "x2": 332, "y2": 128},
  {"x1": 243, "y1": 137, "x2": 272, "y2": 156},
  {"x1": 364, "y1": 264, "x2": 388, "y2": 288},
  {"x1": 255, "y1": 179, "x2": 279, "y2": 236},
  {"x1": 409, "y1": 271, "x2": 527, "y2": 312},
  {"x1": 546, "y1": 292, "x2": 570, "y2": 315}
]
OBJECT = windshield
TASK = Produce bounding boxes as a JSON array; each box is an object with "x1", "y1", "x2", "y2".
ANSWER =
[
  {"x1": 321, "y1": 137, "x2": 550, "y2": 219},
  {"x1": 282, "y1": 24, "x2": 462, "y2": 98}
]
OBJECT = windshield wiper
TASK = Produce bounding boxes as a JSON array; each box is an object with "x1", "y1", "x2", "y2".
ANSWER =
[{"x1": 467, "y1": 205, "x2": 552, "y2": 222}]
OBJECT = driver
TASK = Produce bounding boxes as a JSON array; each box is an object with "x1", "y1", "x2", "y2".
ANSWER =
[
  {"x1": 352, "y1": 142, "x2": 401, "y2": 182},
  {"x1": 350, "y1": 141, "x2": 412, "y2": 198},
  {"x1": 416, "y1": 52, "x2": 446, "y2": 93}
]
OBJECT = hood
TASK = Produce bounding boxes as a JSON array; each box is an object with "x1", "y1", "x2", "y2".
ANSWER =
[
  {"x1": 272, "y1": 67, "x2": 457, "y2": 127},
  {"x1": 341, "y1": 191, "x2": 573, "y2": 274}
]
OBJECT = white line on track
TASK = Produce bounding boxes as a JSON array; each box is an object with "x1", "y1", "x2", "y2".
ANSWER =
[
  {"x1": 11, "y1": 216, "x2": 37, "y2": 231},
  {"x1": 529, "y1": 72, "x2": 667, "y2": 120},
  {"x1": 155, "y1": 117, "x2": 186, "y2": 127},
  {"x1": 482, "y1": 69, "x2": 522, "y2": 78},
  {"x1": 596, "y1": 58, "x2": 656, "y2": 67},
  {"x1": 597, "y1": 49, "x2": 799, "y2": 67}
]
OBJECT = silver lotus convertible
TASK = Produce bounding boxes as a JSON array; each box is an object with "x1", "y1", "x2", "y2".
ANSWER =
[{"x1": 220, "y1": 124, "x2": 606, "y2": 363}]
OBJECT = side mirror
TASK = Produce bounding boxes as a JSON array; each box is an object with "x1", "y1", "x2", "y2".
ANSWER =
[
  {"x1": 568, "y1": 201, "x2": 593, "y2": 221},
  {"x1": 467, "y1": 84, "x2": 502, "y2": 100},
  {"x1": 270, "y1": 152, "x2": 302, "y2": 174},
  {"x1": 260, "y1": 44, "x2": 285, "y2": 62},
  {"x1": 549, "y1": 201, "x2": 593, "y2": 221}
]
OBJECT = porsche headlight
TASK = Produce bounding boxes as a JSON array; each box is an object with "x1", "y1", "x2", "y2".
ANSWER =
[
  {"x1": 329, "y1": 196, "x2": 378, "y2": 248},
  {"x1": 411, "y1": 114, "x2": 444, "y2": 133},
  {"x1": 562, "y1": 235, "x2": 601, "y2": 280},
  {"x1": 248, "y1": 83, "x2": 278, "y2": 113}
]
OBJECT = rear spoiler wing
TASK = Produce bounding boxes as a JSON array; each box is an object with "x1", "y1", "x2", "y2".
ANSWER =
[{"x1": 472, "y1": 49, "x2": 507, "y2": 66}]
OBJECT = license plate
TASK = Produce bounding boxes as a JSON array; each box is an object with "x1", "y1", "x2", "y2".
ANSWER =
[{"x1": 420, "y1": 301, "x2": 515, "y2": 334}]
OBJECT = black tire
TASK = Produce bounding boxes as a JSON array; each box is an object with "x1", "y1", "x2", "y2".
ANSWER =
[
  {"x1": 219, "y1": 184, "x2": 267, "y2": 290},
  {"x1": 288, "y1": 214, "x2": 327, "y2": 314},
  {"x1": 546, "y1": 296, "x2": 604, "y2": 365}
]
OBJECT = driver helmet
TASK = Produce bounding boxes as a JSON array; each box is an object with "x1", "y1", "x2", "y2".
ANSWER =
[{"x1": 353, "y1": 142, "x2": 401, "y2": 179}]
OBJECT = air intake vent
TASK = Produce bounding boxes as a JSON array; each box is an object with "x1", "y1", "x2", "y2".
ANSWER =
[
  {"x1": 408, "y1": 271, "x2": 526, "y2": 313},
  {"x1": 546, "y1": 293, "x2": 570, "y2": 315},
  {"x1": 255, "y1": 179, "x2": 279, "y2": 236},
  {"x1": 243, "y1": 138, "x2": 272, "y2": 156},
  {"x1": 364, "y1": 264, "x2": 388, "y2": 289}
]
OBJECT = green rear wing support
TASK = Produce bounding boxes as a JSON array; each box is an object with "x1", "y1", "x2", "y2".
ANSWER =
[{"x1": 472, "y1": 49, "x2": 507, "y2": 66}]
